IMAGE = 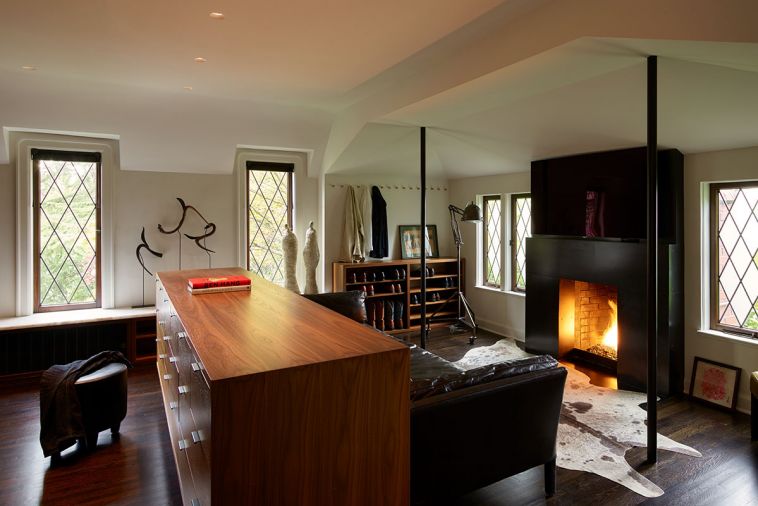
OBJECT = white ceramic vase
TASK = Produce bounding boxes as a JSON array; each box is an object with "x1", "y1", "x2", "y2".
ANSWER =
[
  {"x1": 282, "y1": 225, "x2": 300, "y2": 293},
  {"x1": 303, "y1": 221, "x2": 320, "y2": 294}
]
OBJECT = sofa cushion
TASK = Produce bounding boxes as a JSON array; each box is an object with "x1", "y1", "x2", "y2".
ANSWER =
[
  {"x1": 410, "y1": 354, "x2": 559, "y2": 401},
  {"x1": 409, "y1": 345, "x2": 465, "y2": 380},
  {"x1": 303, "y1": 290, "x2": 367, "y2": 324}
]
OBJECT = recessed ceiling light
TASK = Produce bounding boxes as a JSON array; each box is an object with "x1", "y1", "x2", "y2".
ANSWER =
[
  {"x1": 209, "y1": 12, "x2": 224, "y2": 19},
  {"x1": 21, "y1": 65, "x2": 37, "y2": 71},
  {"x1": 194, "y1": 57, "x2": 207, "y2": 63},
  {"x1": 183, "y1": 86, "x2": 193, "y2": 91}
]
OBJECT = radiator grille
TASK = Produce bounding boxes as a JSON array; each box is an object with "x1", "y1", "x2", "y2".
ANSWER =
[{"x1": 0, "y1": 322, "x2": 128, "y2": 375}]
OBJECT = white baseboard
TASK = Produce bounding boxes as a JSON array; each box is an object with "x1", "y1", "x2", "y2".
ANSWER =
[{"x1": 477, "y1": 317, "x2": 524, "y2": 342}]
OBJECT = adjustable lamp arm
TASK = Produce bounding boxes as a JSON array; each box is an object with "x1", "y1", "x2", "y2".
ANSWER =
[{"x1": 449, "y1": 204, "x2": 465, "y2": 247}]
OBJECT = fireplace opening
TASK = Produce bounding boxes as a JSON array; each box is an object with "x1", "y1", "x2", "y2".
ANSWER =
[{"x1": 558, "y1": 279, "x2": 619, "y2": 373}]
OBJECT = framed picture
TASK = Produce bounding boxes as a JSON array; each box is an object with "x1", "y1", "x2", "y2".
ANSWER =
[
  {"x1": 399, "y1": 225, "x2": 439, "y2": 259},
  {"x1": 689, "y1": 356, "x2": 741, "y2": 410}
]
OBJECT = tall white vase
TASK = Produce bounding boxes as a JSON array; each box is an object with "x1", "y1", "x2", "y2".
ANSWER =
[
  {"x1": 303, "y1": 221, "x2": 320, "y2": 294},
  {"x1": 282, "y1": 226, "x2": 301, "y2": 293}
]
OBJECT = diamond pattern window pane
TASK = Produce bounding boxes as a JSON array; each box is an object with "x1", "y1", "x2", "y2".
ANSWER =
[
  {"x1": 248, "y1": 169, "x2": 292, "y2": 286},
  {"x1": 483, "y1": 196, "x2": 502, "y2": 287},
  {"x1": 716, "y1": 185, "x2": 758, "y2": 331},
  {"x1": 512, "y1": 195, "x2": 532, "y2": 291},
  {"x1": 36, "y1": 158, "x2": 99, "y2": 308}
]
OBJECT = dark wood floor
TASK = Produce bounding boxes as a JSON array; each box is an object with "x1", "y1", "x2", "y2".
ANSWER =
[
  {"x1": 0, "y1": 363, "x2": 182, "y2": 506},
  {"x1": 0, "y1": 328, "x2": 755, "y2": 505}
]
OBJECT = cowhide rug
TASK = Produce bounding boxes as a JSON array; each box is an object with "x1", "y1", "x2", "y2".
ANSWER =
[{"x1": 452, "y1": 339, "x2": 702, "y2": 498}]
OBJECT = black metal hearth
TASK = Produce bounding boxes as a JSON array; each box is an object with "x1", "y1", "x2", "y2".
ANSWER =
[{"x1": 524, "y1": 147, "x2": 684, "y2": 396}]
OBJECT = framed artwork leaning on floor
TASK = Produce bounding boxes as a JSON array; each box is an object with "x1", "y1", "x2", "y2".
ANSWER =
[{"x1": 689, "y1": 356, "x2": 741, "y2": 410}]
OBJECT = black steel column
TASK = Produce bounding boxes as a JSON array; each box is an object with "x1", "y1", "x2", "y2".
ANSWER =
[
  {"x1": 646, "y1": 55, "x2": 658, "y2": 464},
  {"x1": 420, "y1": 127, "x2": 428, "y2": 349}
]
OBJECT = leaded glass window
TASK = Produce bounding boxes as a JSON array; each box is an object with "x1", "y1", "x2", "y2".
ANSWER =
[
  {"x1": 511, "y1": 194, "x2": 531, "y2": 292},
  {"x1": 711, "y1": 182, "x2": 758, "y2": 337},
  {"x1": 246, "y1": 162, "x2": 294, "y2": 286},
  {"x1": 33, "y1": 150, "x2": 101, "y2": 312},
  {"x1": 482, "y1": 195, "x2": 502, "y2": 288}
]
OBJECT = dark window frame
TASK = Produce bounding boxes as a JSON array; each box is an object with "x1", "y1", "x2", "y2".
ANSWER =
[
  {"x1": 710, "y1": 180, "x2": 758, "y2": 338},
  {"x1": 245, "y1": 161, "x2": 294, "y2": 273},
  {"x1": 510, "y1": 193, "x2": 531, "y2": 293},
  {"x1": 32, "y1": 149, "x2": 102, "y2": 313},
  {"x1": 482, "y1": 195, "x2": 502, "y2": 288}
]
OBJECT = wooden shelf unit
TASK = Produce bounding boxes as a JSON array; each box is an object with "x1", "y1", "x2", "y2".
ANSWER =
[
  {"x1": 332, "y1": 258, "x2": 464, "y2": 334},
  {"x1": 130, "y1": 315, "x2": 158, "y2": 363}
]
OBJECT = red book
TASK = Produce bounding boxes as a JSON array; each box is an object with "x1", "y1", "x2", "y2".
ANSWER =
[{"x1": 187, "y1": 275, "x2": 251, "y2": 289}]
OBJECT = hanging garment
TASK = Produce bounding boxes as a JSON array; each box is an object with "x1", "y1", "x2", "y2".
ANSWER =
[
  {"x1": 370, "y1": 186, "x2": 388, "y2": 258},
  {"x1": 357, "y1": 185, "x2": 372, "y2": 260},
  {"x1": 341, "y1": 185, "x2": 365, "y2": 262}
]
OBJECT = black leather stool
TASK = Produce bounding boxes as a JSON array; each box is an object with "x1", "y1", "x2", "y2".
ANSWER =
[{"x1": 74, "y1": 362, "x2": 128, "y2": 450}]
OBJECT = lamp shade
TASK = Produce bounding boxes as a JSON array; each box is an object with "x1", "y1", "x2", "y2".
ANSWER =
[{"x1": 461, "y1": 202, "x2": 482, "y2": 222}]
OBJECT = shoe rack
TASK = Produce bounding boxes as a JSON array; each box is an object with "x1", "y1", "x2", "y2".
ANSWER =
[{"x1": 332, "y1": 258, "x2": 464, "y2": 335}]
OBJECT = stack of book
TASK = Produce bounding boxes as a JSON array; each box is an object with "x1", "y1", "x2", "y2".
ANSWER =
[{"x1": 187, "y1": 275, "x2": 252, "y2": 295}]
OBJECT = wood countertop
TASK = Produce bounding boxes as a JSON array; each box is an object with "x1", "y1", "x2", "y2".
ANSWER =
[{"x1": 157, "y1": 267, "x2": 407, "y2": 382}]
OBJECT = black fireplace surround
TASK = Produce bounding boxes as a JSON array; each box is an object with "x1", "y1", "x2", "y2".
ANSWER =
[{"x1": 524, "y1": 147, "x2": 684, "y2": 396}]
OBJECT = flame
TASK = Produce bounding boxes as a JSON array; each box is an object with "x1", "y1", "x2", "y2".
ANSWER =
[{"x1": 602, "y1": 299, "x2": 618, "y2": 350}]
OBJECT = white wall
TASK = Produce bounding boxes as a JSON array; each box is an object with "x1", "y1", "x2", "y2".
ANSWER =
[
  {"x1": 323, "y1": 173, "x2": 452, "y2": 292},
  {"x1": 0, "y1": 150, "x2": 323, "y2": 316},
  {"x1": 684, "y1": 146, "x2": 758, "y2": 414},
  {"x1": 0, "y1": 163, "x2": 15, "y2": 317},
  {"x1": 449, "y1": 171, "x2": 531, "y2": 339}
]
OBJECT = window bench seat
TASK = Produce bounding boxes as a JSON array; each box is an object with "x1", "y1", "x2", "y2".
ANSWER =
[{"x1": 0, "y1": 307, "x2": 157, "y2": 381}]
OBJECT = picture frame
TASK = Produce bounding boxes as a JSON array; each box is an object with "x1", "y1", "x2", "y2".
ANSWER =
[
  {"x1": 689, "y1": 356, "x2": 741, "y2": 410},
  {"x1": 399, "y1": 225, "x2": 439, "y2": 259}
]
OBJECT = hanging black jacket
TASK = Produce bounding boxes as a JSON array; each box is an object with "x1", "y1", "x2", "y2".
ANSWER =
[{"x1": 370, "y1": 186, "x2": 388, "y2": 258}]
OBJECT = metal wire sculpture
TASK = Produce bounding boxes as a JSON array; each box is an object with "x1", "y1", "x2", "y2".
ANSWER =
[
  {"x1": 136, "y1": 227, "x2": 163, "y2": 277},
  {"x1": 158, "y1": 197, "x2": 216, "y2": 268},
  {"x1": 134, "y1": 227, "x2": 163, "y2": 307}
]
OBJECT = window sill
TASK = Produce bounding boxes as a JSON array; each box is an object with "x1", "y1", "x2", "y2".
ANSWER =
[
  {"x1": 696, "y1": 328, "x2": 758, "y2": 347},
  {"x1": 0, "y1": 307, "x2": 156, "y2": 332},
  {"x1": 475, "y1": 285, "x2": 526, "y2": 298}
]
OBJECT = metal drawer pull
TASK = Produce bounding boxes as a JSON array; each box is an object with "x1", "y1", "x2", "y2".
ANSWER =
[
  {"x1": 191, "y1": 499, "x2": 201, "y2": 506},
  {"x1": 191, "y1": 362, "x2": 201, "y2": 372},
  {"x1": 159, "y1": 354, "x2": 167, "y2": 360},
  {"x1": 169, "y1": 401, "x2": 178, "y2": 410},
  {"x1": 178, "y1": 385, "x2": 189, "y2": 395},
  {"x1": 163, "y1": 374, "x2": 171, "y2": 381},
  {"x1": 169, "y1": 356, "x2": 177, "y2": 363},
  {"x1": 177, "y1": 331, "x2": 187, "y2": 339},
  {"x1": 178, "y1": 439, "x2": 189, "y2": 451},
  {"x1": 191, "y1": 431, "x2": 201, "y2": 444},
  {"x1": 163, "y1": 335, "x2": 171, "y2": 341}
]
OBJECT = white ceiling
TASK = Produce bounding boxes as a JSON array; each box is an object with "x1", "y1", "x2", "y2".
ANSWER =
[
  {"x1": 0, "y1": 0, "x2": 505, "y2": 171},
  {"x1": 2, "y1": 1, "x2": 758, "y2": 177},
  {"x1": 0, "y1": 0, "x2": 502, "y2": 108},
  {"x1": 331, "y1": 38, "x2": 758, "y2": 179}
]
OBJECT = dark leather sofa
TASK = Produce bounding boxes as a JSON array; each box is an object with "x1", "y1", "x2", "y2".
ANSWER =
[
  {"x1": 408, "y1": 344, "x2": 566, "y2": 503},
  {"x1": 304, "y1": 291, "x2": 567, "y2": 503}
]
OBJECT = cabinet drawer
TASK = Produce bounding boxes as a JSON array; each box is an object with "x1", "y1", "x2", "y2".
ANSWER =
[
  {"x1": 190, "y1": 362, "x2": 211, "y2": 465},
  {"x1": 186, "y1": 434, "x2": 211, "y2": 506}
]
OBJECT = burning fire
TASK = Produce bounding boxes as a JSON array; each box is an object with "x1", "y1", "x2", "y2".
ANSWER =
[{"x1": 602, "y1": 300, "x2": 618, "y2": 351}]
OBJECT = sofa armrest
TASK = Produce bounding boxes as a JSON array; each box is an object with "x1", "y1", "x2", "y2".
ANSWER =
[{"x1": 411, "y1": 366, "x2": 567, "y2": 503}]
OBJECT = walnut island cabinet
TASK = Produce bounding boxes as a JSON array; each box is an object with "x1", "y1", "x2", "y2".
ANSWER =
[{"x1": 155, "y1": 267, "x2": 410, "y2": 506}]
